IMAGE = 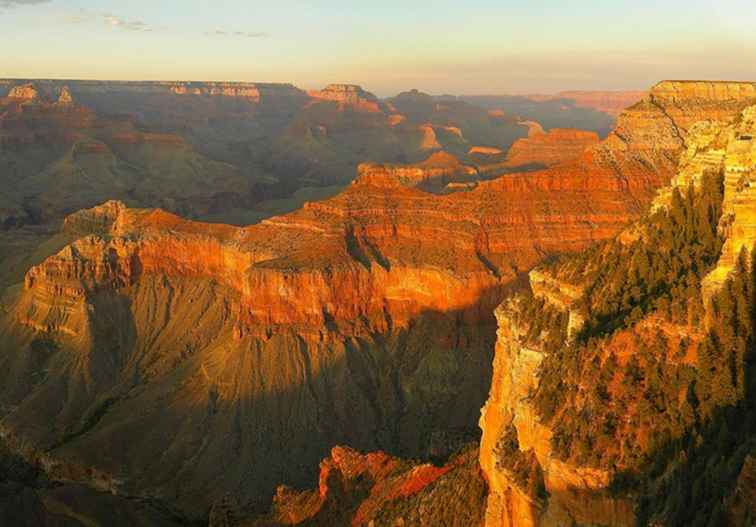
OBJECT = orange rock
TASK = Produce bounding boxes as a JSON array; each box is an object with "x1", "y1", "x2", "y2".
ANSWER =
[
  {"x1": 7, "y1": 82, "x2": 42, "y2": 102},
  {"x1": 503, "y1": 128, "x2": 600, "y2": 168},
  {"x1": 5, "y1": 80, "x2": 756, "y2": 520},
  {"x1": 307, "y1": 84, "x2": 383, "y2": 113}
]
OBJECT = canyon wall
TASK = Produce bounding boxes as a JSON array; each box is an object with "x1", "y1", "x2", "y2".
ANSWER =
[
  {"x1": 479, "y1": 90, "x2": 756, "y2": 527},
  {"x1": 1, "y1": 80, "x2": 748, "y2": 519},
  {"x1": 479, "y1": 295, "x2": 634, "y2": 527}
]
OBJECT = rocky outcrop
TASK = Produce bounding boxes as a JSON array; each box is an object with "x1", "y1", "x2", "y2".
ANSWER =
[
  {"x1": 478, "y1": 80, "x2": 745, "y2": 184},
  {"x1": 503, "y1": 128, "x2": 599, "y2": 168},
  {"x1": 418, "y1": 124, "x2": 442, "y2": 150},
  {"x1": 479, "y1": 289, "x2": 633, "y2": 527},
  {"x1": 62, "y1": 200, "x2": 126, "y2": 237},
  {"x1": 519, "y1": 120, "x2": 546, "y2": 137},
  {"x1": 355, "y1": 151, "x2": 478, "y2": 191},
  {"x1": 56, "y1": 86, "x2": 74, "y2": 106},
  {"x1": 170, "y1": 83, "x2": 261, "y2": 100},
  {"x1": 308, "y1": 84, "x2": 382, "y2": 112},
  {"x1": 3, "y1": 79, "x2": 754, "y2": 521},
  {"x1": 6, "y1": 83, "x2": 42, "y2": 102},
  {"x1": 479, "y1": 87, "x2": 756, "y2": 527},
  {"x1": 248, "y1": 445, "x2": 486, "y2": 526},
  {"x1": 648, "y1": 80, "x2": 756, "y2": 132},
  {"x1": 645, "y1": 102, "x2": 756, "y2": 297},
  {"x1": 702, "y1": 105, "x2": 756, "y2": 294},
  {"x1": 529, "y1": 270, "x2": 585, "y2": 339},
  {"x1": 469, "y1": 146, "x2": 504, "y2": 156}
]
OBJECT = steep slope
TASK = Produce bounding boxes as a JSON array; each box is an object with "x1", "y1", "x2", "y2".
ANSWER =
[
  {"x1": 236, "y1": 445, "x2": 485, "y2": 527},
  {"x1": 0, "y1": 438, "x2": 188, "y2": 527},
  {"x1": 0, "y1": 80, "x2": 749, "y2": 520},
  {"x1": 479, "y1": 101, "x2": 756, "y2": 527}
]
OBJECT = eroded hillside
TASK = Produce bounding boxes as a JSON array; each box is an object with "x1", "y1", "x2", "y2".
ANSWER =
[
  {"x1": 480, "y1": 99, "x2": 756, "y2": 527},
  {"x1": 1, "y1": 80, "x2": 754, "y2": 521}
]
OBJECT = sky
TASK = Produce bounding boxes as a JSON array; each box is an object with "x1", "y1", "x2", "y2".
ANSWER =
[{"x1": 1, "y1": 0, "x2": 755, "y2": 96}]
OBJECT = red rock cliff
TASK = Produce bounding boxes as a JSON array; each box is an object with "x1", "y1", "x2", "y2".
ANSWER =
[{"x1": 2, "y1": 80, "x2": 753, "y2": 519}]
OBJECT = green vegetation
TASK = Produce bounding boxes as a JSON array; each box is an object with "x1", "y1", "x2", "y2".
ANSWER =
[
  {"x1": 520, "y1": 171, "x2": 756, "y2": 525},
  {"x1": 371, "y1": 445, "x2": 487, "y2": 527},
  {"x1": 532, "y1": 172, "x2": 725, "y2": 457},
  {"x1": 493, "y1": 424, "x2": 548, "y2": 501},
  {"x1": 555, "y1": 170, "x2": 723, "y2": 336}
]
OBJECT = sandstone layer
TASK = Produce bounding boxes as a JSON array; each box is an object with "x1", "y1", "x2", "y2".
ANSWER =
[
  {"x1": 1, "y1": 80, "x2": 749, "y2": 520},
  {"x1": 479, "y1": 95, "x2": 756, "y2": 527},
  {"x1": 307, "y1": 84, "x2": 383, "y2": 113},
  {"x1": 502, "y1": 128, "x2": 600, "y2": 169},
  {"x1": 479, "y1": 295, "x2": 634, "y2": 527}
]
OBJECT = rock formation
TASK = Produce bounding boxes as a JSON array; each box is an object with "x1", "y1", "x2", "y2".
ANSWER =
[
  {"x1": 308, "y1": 84, "x2": 383, "y2": 112},
  {"x1": 418, "y1": 124, "x2": 442, "y2": 150},
  {"x1": 56, "y1": 86, "x2": 74, "y2": 106},
  {"x1": 239, "y1": 445, "x2": 485, "y2": 526},
  {"x1": 0, "y1": 78, "x2": 537, "y2": 230},
  {"x1": 469, "y1": 146, "x2": 504, "y2": 156},
  {"x1": 355, "y1": 151, "x2": 478, "y2": 191},
  {"x1": 2, "y1": 79, "x2": 753, "y2": 521},
  {"x1": 702, "y1": 106, "x2": 756, "y2": 294},
  {"x1": 6, "y1": 83, "x2": 42, "y2": 102},
  {"x1": 502, "y1": 128, "x2": 600, "y2": 168},
  {"x1": 479, "y1": 97, "x2": 756, "y2": 527},
  {"x1": 479, "y1": 294, "x2": 634, "y2": 527}
]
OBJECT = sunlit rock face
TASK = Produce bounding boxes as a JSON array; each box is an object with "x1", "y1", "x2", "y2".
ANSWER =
[
  {"x1": 7, "y1": 83, "x2": 42, "y2": 102},
  {"x1": 0, "y1": 80, "x2": 748, "y2": 519},
  {"x1": 307, "y1": 84, "x2": 384, "y2": 113},
  {"x1": 478, "y1": 83, "x2": 756, "y2": 527},
  {"x1": 703, "y1": 106, "x2": 756, "y2": 294},
  {"x1": 229, "y1": 445, "x2": 486, "y2": 526},
  {"x1": 642, "y1": 101, "x2": 756, "y2": 297},
  {"x1": 503, "y1": 128, "x2": 600, "y2": 169},
  {"x1": 54, "y1": 86, "x2": 74, "y2": 106},
  {"x1": 356, "y1": 151, "x2": 478, "y2": 191},
  {"x1": 479, "y1": 297, "x2": 635, "y2": 527}
]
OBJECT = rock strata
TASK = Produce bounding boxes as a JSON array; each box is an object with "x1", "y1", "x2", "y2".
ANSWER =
[
  {"x1": 503, "y1": 128, "x2": 599, "y2": 168},
  {"x1": 479, "y1": 92, "x2": 756, "y2": 527},
  {"x1": 2, "y1": 80, "x2": 753, "y2": 520}
]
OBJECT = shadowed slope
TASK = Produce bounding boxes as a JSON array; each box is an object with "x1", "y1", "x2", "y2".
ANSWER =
[{"x1": 1, "y1": 80, "x2": 752, "y2": 520}]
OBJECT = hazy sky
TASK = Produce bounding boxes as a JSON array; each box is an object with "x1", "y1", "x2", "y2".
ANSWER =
[{"x1": 2, "y1": 0, "x2": 755, "y2": 95}]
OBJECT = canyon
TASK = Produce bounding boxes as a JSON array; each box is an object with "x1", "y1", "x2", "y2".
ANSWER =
[
  {"x1": 480, "y1": 91, "x2": 756, "y2": 527},
  {"x1": 1, "y1": 80, "x2": 755, "y2": 525}
]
